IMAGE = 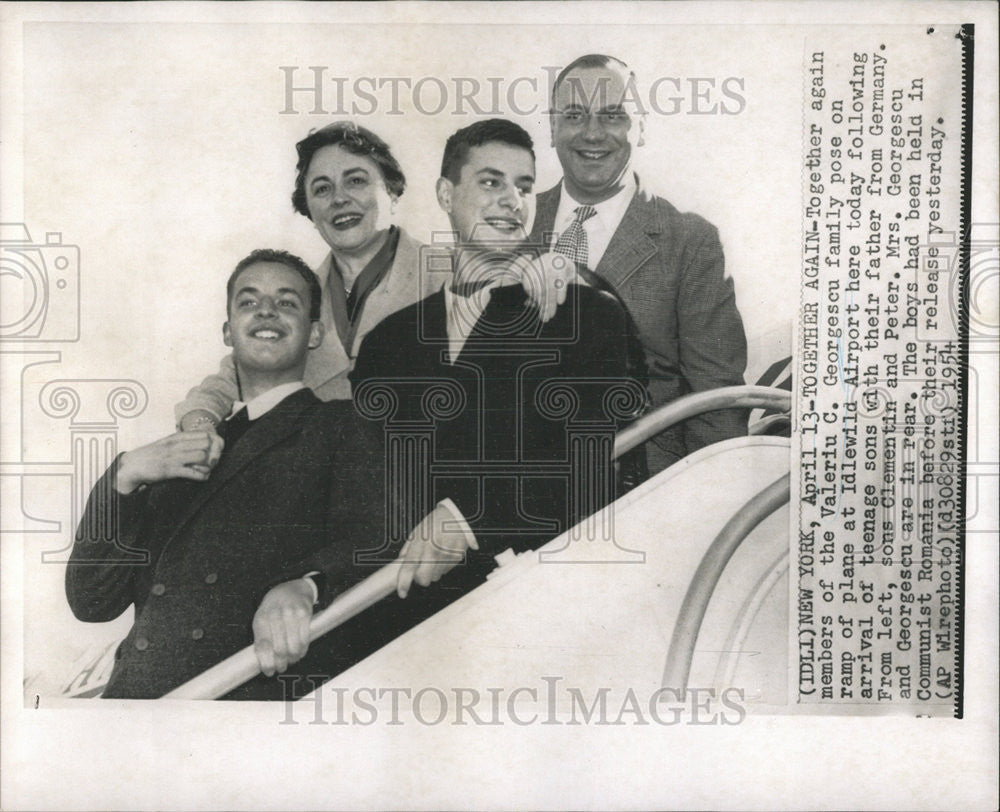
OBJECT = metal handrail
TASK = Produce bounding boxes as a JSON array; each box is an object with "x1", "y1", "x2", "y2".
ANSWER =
[
  {"x1": 614, "y1": 385, "x2": 791, "y2": 457},
  {"x1": 660, "y1": 471, "x2": 791, "y2": 693},
  {"x1": 164, "y1": 561, "x2": 403, "y2": 699},
  {"x1": 165, "y1": 384, "x2": 792, "y2": 700}
]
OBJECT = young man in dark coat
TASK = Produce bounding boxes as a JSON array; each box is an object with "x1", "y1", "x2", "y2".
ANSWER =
[
  {"x1": 346, "y1": 119, "x2": 645, "y2": 657},
  {"x1": 66, "y1": 249, "x2": 386, "y2": 699}
]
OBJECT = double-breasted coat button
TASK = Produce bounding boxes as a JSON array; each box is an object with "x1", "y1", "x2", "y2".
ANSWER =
[
  {"x1": 151, "y1": 583, "x2": 166, "y2": 596},
  {"x1": 204, "y1": 573, "x2": 218, "y2": 584},
  {"x1": 135, "y1": 636, "x2": 149, "y2": 651},
  {"x1": 191, "y1": 628, "x2": 204, "y2": 640}
]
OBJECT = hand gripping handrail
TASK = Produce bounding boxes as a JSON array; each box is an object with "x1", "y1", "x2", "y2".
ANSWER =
[
  {"x1": 164, "y1": 561, "x2": 403, "y2": 699},
  {"x1": 661, "y1": 471, "x2": 791, "y2": 694},
  {"x1": 165, "y1": 384, "x2": 792, "y2": 700},
  {"x1": 614, "y1": 385, "x2": 791, "y2": 457}
]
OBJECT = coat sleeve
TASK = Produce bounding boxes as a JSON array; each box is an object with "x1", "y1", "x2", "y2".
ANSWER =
[
  {"x1": 292, "y1": 413, "x2": 390, "y2": 608},
  {"x1": 65, "y1": 455, "x2": 151, "y2": 622},
  {"x1": 473, "y1": 289, "x2": 633, "y2": 539},
  {"x1": 349, "y1": 322, "x2": 439, "y2": 547},
  {"x1": 173, "y1": 353, "x2": 239, "y2": 425},
  {"x1": 552, "y1": 290, "x2": 635, "y2": 520},
  {"x1": 347, "y1": 329, "x2": 382, "y2": 396},
  {"x1": 675, "y1": 220, "x2": 748, "y2": 453},
  {"x1": 569, "y1": 289, "x2": 636, "y2": 417}
]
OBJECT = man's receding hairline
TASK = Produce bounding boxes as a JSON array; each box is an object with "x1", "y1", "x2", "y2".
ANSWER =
[
  {"x1": 233, "y1": 262, "x2": 307, "y2": 286},
  {"x1": 232, "y1": 282, "x2": 307, "y2": 297},
  {"x1": 551, "y1": 55, "x2": 633, "y2": 105},
  {"x1": 554, "y1": 72, "x2": 631, "y2": 105}
]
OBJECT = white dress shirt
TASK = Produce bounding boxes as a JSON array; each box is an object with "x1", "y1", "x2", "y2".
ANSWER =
[
  {"x1": 549, "y1": 173, "x2": 637, "y2": 270},
  {"x1": 229, "y1": 380, "x2": 306, "y2": 421}
]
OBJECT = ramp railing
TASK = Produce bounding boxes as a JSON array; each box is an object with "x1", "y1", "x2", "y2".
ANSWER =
[
  {"x1": 661, "y1": 471, "x2": 791, "y2": 693},
  {"x1": 164, "y1": 385, "x2": 792, "y2": 700}
]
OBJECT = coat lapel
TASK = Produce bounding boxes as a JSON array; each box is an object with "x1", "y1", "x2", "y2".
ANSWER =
[
  {"x1": 304, "y1": 253, "x2": 352, "y2": 392},
  {"x1": 351, "y1": 229, "x2": 449, "y2": 357},
  {"x1": 531, "y1": 178, "x2": 662, "y2": 290},
  {"x1": 422, "y1": 289, "x2": 449, "y2": 346},
  {"x1": 594, "y1": 181, "x2": 660, "y2": 289},
  {"x1": 161, "y1": 389, "x2": 318, "y2": 549},
  {"x1": 352, "y1": 229, "x2": 413, "y2": 356},
  {"x1": 529, "y1": 185, "x2": 562, "y2": 246}
]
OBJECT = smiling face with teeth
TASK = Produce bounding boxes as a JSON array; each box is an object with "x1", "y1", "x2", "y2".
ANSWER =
[
  {"x1": 550, "y1": 63, "x2": 645, "y2": 205},
  {"x1": 436, "y1": 141, "x2": 535, "y2": 253},
  {"x1": 223, "y1": 261, "x2": 323, "y2": 397},
  {"x1": 304, "y1": 145, "x2": 396, "y2": 258}
]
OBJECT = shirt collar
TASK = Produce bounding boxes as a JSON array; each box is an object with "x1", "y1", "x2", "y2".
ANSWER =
[
  {"x1": 232, "y1": 381, "x2": 306, "y2": 421},
  {"x1": 555, "y1": 173, "x2": 637, "y2": 232},
  {"x1": 443, "y1": 280, "x2": 497, "y2": 310},
  {"x1": 442, "y1": 277, "x2": 530, "y2": 364},
  {"x1": 443, "y1": 279, "x2": 497, "y2": 328}
]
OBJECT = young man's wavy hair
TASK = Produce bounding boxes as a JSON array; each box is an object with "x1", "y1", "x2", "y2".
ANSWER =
[
  {"x1": 226, "y1": 248, "x2": 322, "y2": 322},
  {"x1": 440, "y1": 118, "x2": 535, "y2": 184}
]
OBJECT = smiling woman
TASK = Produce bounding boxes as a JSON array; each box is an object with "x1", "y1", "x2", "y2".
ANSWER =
[
  {"x1": 292, "y1": 123, "x2": 407, "y2": 287},
  {"x1": 175, "y1": 122, "x2": 441, "y2": 424},
  {"x1": 302, "y1": 146, "x2": 395, "y2": 272}
]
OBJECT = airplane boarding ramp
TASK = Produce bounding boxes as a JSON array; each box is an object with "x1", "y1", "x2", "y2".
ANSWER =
[
  {"x1": 50, "y1": 387, "x2": 794, "y2": 709},
  {"x1": 306, "y1": 435, "x2": 791, "y2": 713}
]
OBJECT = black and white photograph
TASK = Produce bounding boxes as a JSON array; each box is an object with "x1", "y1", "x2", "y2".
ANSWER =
[{"x1": 1, "y1": 2, "x2": 997, "y2": 809}]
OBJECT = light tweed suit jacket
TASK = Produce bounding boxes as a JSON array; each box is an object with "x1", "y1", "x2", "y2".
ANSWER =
[{"x1": 530, "y1": 178, "x2": 748, "y2": 472}]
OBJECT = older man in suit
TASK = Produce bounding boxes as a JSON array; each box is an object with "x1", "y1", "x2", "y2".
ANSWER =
[
  {"x1": 527, "y1": 54, "x2": 748, "y2": 474},
  {"x1": 66, "y1": 249, "x2": 386, "y2": 699}
]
